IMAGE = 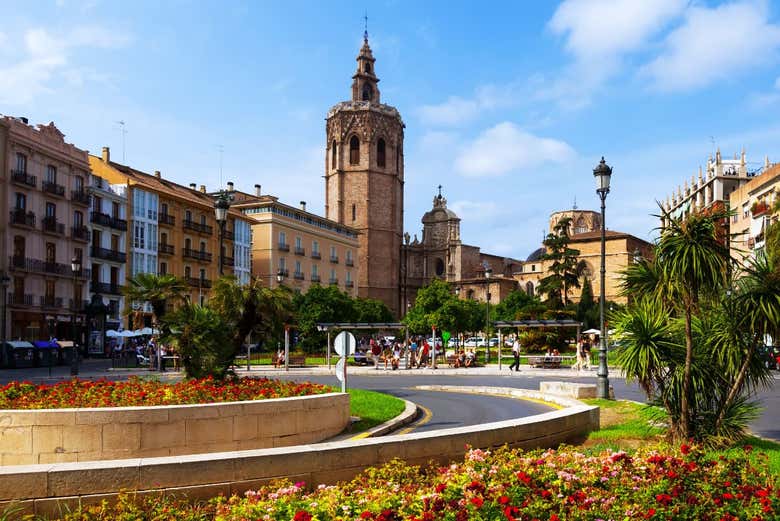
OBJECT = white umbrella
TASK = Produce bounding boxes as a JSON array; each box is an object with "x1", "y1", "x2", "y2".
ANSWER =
[
  {"x1": 120, "y1": 330, "x2": 137, "y2": 338},
  {"x1": 582, "y1": 328, "x2": 601, "y2": 335},
  {"x1": 106, "y1": 330, "x2": 121, "y2": 338}
]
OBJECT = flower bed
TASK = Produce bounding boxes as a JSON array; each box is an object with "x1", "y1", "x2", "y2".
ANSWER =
[
  {"x1": 48, "y1": 444, "x2": 777, "y2": 520},
  {"x1": 0, "y1": 377, "x2": 328, "y2": 409}
]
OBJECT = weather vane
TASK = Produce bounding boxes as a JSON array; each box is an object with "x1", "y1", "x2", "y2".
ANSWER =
[{"x1": 364, "y1": 11, "x2": 368, "y2": 40}]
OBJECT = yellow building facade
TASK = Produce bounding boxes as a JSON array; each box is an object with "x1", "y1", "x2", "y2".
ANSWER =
[{"x1": 728, "y1": 161, "x2": 779, "y2": 264}]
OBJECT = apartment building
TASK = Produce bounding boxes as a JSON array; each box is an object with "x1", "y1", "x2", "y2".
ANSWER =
[
  {"x1": 0, "y1": 117, "x2": 90, "y2": 341},
  {"x1": 89, "y1": 148, "x2": 252, "y2": 318},
  {"x1": 729, "y1": 160, "x2": 779, "y2": 263},
  {"x1": 231, "y1": 186, "x2": 359, "y2": 296},
  {"x1": 88, "y1": 173, "x2": 128, "y2": 347}
]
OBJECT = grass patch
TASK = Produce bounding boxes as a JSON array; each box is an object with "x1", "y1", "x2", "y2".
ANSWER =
[{"x1": 344, "y1": 388, "x2": 406, "y2": 433}]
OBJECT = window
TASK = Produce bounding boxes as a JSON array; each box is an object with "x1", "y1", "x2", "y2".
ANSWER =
[
  {"x1": 199, "y1": 241, "x2": 206, "y2": 252},
  {"x1": 74, "y1": 211, "x2": 83, "y2": 227},
  {"x1": 46, "y1": 165, "x2": 57, "y2": 184},
  {"x1": 346, "y1": 250, "x2": 353, "y2": 263},
  {"x1": 279, "y1": 231, "x2": 287, "y2": 246},
  {"x1": 312, "y1": 240, "x2": 319, "y2": 254},
  {"x1": 200, "y1": 214, "x2": 206, "y2": 226},
  {"x1": 111, "y1": 234, "x2": 119, "y2": 251},
  {"x1": 525, "y1": 282, "x2": 534, "y2": 297},
  {"x1": 74, "y1": 248, "x2": 83, "y2": 266},
  {"x1": 45, "y1": 202, "x2": 56, "y2": 218},
  {"x1": 45, "y1": 243, "x2": 56, "y2": 263},
  {"x1": 295, "y1": 260, "x2": 301, "y2": 275},
  {"x1": 184, "y1": 266, "x2": 191, "y2": 279},
  {"x1": 161, "y1": 203, "x2": 168, "y2": 215},
  {"x1": 13, "y1": 277, "x2": 24, "y2": 298},
  {"x1": 435, "y1": 258, "x2": 445, "y2": 276},
  {"x1": 331, "y1": 141, "x2": 337, "y2": 169},
  {"x1": 279, "y1": 257, "x2": 286, "y2": 270},
  {"x1": 13, "y1": 236, "x2": 25, "y2": 258},
  {"x1": 330, "y1": 246, "x2": 337, "y2": 259},
  {"x1": 531, "y1": 264, "x2": 536, "y2": 272},
  {"x1": 349, "y1": 136, "x2": 360, "y2": 165},
  {"x1": 199, "y1": 268, "x2": 206, "y2": 280},
  {"x1": 295, "y1": 236, "x2": 302, "y2": 249},
  {"x1": 112, "y1": 201, "x2": 120, "y2": 219},
  {"x1": 45, "y1": 280, "x2": 55, "y2": 300},
  {"x1": 15, "y1": 192, "x2": 26, "y2": 210},
  {"x1": 377, "y1": 138, "x2": 386, "y2": 167},
  {"x1": 15, "y1": 153, "x2": 27, "y2": 173},
  {"x1": 133, "y1": 222, "x2": 145, "y2": 249},
  {"x1": 312, "y1": 264, "x2": 319, "y2": 277},
  {"x1": 185, "y1": 210, "x2": 192, "y2": 222},
  {"x1": 362, "y1": 83, "x2": 373, "y2": 101},
  {"x1": 92, "y1": 229, "x2": 101, "y2": 248},
  {"x1": 161, "y1": 232, "x2": 168, "y2": 245},
  {"x1": 352, "y1": 204, "x2": 356, "y2": 221},
  {"x1": 346, "y1": 271, "x2": 351, "y2": 283},
  {"x1": 330, "y1": 268, "x2": 336, "y2": 280},
  {"x1": 185, "y1": 238, "x2": 192, "y2": 250},
  {"x1": 93, "y1": 195, "x2": 103, "y2": 214},
  {"x1": 74, "y1": 176, "x2": 83, "y2": 191},
  {"x1": 364, "y1": 62, "x2": 371, "y2": 73}
]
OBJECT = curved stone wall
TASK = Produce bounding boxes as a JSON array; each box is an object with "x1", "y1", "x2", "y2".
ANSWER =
[
  {"x1": 0, "y1": 393, "x2": 350, "y2": 465},
  {"x1": 0, "y1": 388, "x2": 598, "y2": 518}
]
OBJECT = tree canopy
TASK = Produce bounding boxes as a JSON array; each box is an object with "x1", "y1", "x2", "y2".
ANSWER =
[{"x1": 537, "y1": 217, "x2": 581, "y2": 307}]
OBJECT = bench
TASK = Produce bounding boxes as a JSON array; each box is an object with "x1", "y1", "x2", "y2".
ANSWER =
[
  {"x1": 446, "y1": 355, "x2": 480, "y2": 368},
  {"x1": 287, "y1": 355, "x2": 306, "y2": 367},
  {"x1": 528, "y1": 356, "x2": 563, "y2": 369}
]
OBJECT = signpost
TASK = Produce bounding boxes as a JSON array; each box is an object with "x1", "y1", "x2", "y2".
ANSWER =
[
  {"x1": 431, "y1": 325, "x2": 437, "y2": 369},
  {"x1": 333, "y1": 331, "x2": 355, "y2": 393}
]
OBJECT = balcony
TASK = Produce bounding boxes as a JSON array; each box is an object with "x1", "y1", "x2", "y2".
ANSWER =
[
  {"x1": 187, "y1": 277, "x2": 212, "y2": 289},
  {"x1": 311, "y1": 251, "x2": 321, "y2": 259},
  {"x1": 183, "y1": 248, "x2": 212, "y2": 262},
  {"x1": 329, "y1": 278, "x2": 339, "y2": 285},
  {"x1": 9, "y1": 209, "x2": 35, "y2": 228},
  {"x1": 277, "y1": 242, "x2": 290, "y2": 252},
  {"x1": 294, "y1": 271, "x2": 305, "y2": 280},
  {"x1": 71, "y1": 225, "x2": 91, "y2": 242},
  {"x1": 8, "y1": 255, "x2": 90, "y2": 279},
  {"x1": 330, "y1": 256, "x2": 339, "y2": 264},
  {"x1": 70, "y1": 189, "x2": 91, "y2": 206},
  {"x1": 158, "y1": 243, "x2": 175, "y2": 256},
  {"x1": 90, "y1": 281, "x2": 123, "y2": 295},
  {"x1": 294, "y1": 247, "x2": 306, "y2": 256},
  {"x1": 40, "y1": 296, "x2": 64, "y2": 309},
  {"x1": 158, "y1": 213, "x2": 175, "y2": 226},
  {"x1": 222, "y1": 256, "x2": 235, "y2": 267},
  {"x1": 91, "y1": 211, "x2": 128, "y2": 231},
  {"x1": 42, "y1": 181, "x2": 66, "y2": 197},
  {"x1": 346, "y1": 280, "x2": 354, "y2": 288},
  {"x1": 11, "y1": 170, "x2": 36, "y2": 188},
  {"x1": 42, "y1": 216, "x2": 65, "y2": 235},
  {"x1": 278, "y1": 268, "x2": 290, "y2": 278},
  {"x1": 7, "y1": 293, "x2": 34, "y2": 307},
  {"x1": 222, "y1": 229, "x2": 234, "y2": 241},
  {"x1": 91, "y1": 246, "x2": 127, "y2": 263},
  {"x1": 345, "y1": 258, "x2": 354, "y2": 267},
  {"x1": 182, "y1": 219, "x2": 213, "y2": 235},
  {"x1": 311, "y1": 274, "x2": 321, "y2": 283},
  {"x1": 751, "y1": 201, "x2": 770, "y2": 218}
]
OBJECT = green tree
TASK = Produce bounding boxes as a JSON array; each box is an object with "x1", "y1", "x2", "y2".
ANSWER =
[
  {"x1": 402, "y1": 279, "x2": 455, "y2": 334},
  {"x1": 537, "y1": 217, "x2": 581, "y2": 307},
  {"x1": 122, "y1": 273, "x2": 188, "y2": 329},
  {"x1": 494, "y1": 290, "x2": 537, "y2": 321},
  {"x1": 576, "y1": 277, "x2": 598, "y2": 329},
  {"x1": 353, "y1": 297, "x2": 394, "y2": 323},
  {"x1": 293, "y1": 285, "x2": 355, "y2": 352},
  {"x1": 163, "y1": 304, "x2": 234, "y2": 379}
]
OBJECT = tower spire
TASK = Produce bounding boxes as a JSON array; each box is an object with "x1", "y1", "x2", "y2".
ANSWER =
[
  {"x1": 364, "y1": 11, "x2": 368, "y2": 42},
  {"x1": 351, "y1": 26, "x2": 380, "y2": 103}
]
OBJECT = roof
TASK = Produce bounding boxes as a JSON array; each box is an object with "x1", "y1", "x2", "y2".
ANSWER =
[
  {"x1": 570, "y1": 230, "x2": 651, "y2": 245},
  {"x1": 526, "y1": 247, "x2": 545, "y2": 262}
]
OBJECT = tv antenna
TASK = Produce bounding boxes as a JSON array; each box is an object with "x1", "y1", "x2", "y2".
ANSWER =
[
  {"x1": 216, "y1": 145, "x2": 224, "y2": 187},
  {"x1": 115, "y1": 121, "x2": 127, "y2": 162}
]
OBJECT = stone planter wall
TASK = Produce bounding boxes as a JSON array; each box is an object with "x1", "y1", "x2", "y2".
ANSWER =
[{"x1": 0, "y1": 393, "x2": 349, "y2": 465}]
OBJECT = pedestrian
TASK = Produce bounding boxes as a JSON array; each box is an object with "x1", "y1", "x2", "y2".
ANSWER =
[
  {"x1": 419, "y1": 338, "x2": 430, "y2": 368},
  {"x1": 370, "y1": 338, "x2": 381, "y2": 369},
  {"x1": 408, "y1": 338, "x2": 418, "y2": 369},
  {"x1": 509, "y1": 338, "x2": 521, "y2": 372}
]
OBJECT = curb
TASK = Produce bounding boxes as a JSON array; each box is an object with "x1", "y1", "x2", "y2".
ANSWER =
[{"x1": 331, "y1": 399, "x2": 419, "y2": 441}]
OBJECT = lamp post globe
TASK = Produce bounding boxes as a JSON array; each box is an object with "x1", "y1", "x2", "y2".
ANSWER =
[
  {"x1": 70, "y1": 256, "x2": 81, "y2": 376},
  {"x1": 484, "y1": 266, "x2": 492, "y2": 364},
  {"x1": 593, "y1": 157, "x2": 612, "y2": 399},
  {"x1": 276, "y1": 269, "x2": 285, "y2": 285}
]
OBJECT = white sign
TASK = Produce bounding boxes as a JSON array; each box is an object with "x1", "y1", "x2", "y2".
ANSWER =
[
  {"x1": 335, "y1": 358, "x2": 345, "y2": 382},
  {"x1": 333, "y1": 331, "x2": 356, "y2": 357}
]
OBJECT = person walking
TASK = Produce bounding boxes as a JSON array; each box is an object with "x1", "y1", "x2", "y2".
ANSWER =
[{"x1": 509, "y1": 338, "x2": 521, "y2": 372}]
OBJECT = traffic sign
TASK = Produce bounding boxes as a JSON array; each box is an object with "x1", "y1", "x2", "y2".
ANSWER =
[
  {"x1": 335, "y1": 358, "x2": 345, "y2": 382},
  {"x1": 333, "y1": 331, "x2": 356, "y2": 356},
  {"x1": 441, "y1": 331, "x2": 451, "y2": 343}
]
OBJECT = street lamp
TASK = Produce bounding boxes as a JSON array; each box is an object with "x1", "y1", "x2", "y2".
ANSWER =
[
  {"x1": 70, "y1": 256, "x2": 81, "y2": 376},
  {"x1": 593, "y1": 157, "x2": 612, "y2": 399},
  {"x1": 0, "y1": 273, "x2": 9, "y2": 353},
  {"x1": 214, "y1": 192, "x2": 231, "y2": 276},
  {"x1": 484, "y1": 266, "x2": 492, "y2": 364},
  {"x1": 276, "y1": 269, "x2": 285, "y2": 285}
]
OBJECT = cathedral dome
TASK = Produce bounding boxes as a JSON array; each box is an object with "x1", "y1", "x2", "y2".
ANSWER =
[{"x1": 526, "y1": 247, "x2": 545, "y2": 262}]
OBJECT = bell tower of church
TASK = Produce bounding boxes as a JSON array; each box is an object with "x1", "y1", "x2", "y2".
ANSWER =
[{"x1": 325, "y1": 32, "x2": 405, "y2": 316}]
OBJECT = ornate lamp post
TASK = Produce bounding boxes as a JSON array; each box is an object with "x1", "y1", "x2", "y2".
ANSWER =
[
  {"x1": 70, "y1": 256, "x2": 81, "y2": 376},
  {"x1": 484, "y1": 266, "x2": 492, "y2": 364},
  {"x1": 593, "y1": 157, "x2": 612, "y2": 399},
  {"x1": 0, "y1": 273, "x2": 9, "y2": 353},
  {"x1": 214, "y1": 192, "x2": 231, "y2": 276}
]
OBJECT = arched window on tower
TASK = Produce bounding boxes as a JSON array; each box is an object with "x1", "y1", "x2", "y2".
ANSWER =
[
  {"x1": 352, "y1": 204, "x2": 356, "y2": 221},
  {"x1": 525, "y1": 282, "x2": 534, "y2": 297},
  {"x1": 331, "y1": 140, "x2": 337, "y2": 170},
  {"x1": 362, "y1": 84, "x2": 373, "y2": 101},
  {"x1": 377, "y1": 138, "x2": 386, "y2": 168},
  {"x1": 349, "y1": 136, "x2": 360, "y2": 165},
  {"x1": 364, "y1": 62, "x2": 371, "y2": 73}
]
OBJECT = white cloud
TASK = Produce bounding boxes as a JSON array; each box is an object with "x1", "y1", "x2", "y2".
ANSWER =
[
  {"x1": 454, "y1": 122, "x2": 575, "y2": 177},
  {"x1": 0, "y1": 26, "x2": 131, "y2": 105},
  {"x1": 418, "y1": 96, "x2": 479, "y2": 126},
  {"x1": 640, "y1": 1, "x2": 780, "y2": 92},
  {"x1": 449, "y1": 200, "x2": 502, "y2": 222}
]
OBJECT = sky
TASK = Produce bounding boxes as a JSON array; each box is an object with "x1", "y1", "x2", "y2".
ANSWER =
[{"x1": 2, "y1": 0, "x2": 780, "y2": 260}]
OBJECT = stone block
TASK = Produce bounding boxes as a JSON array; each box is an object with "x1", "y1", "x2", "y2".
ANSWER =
[
  {"x1": 214, "y1": 402, "x2": 245, "y2": 418},
  {"x1": 47, "y1": 460, "x2": 141, "y2": 496},
  {"x1": 185, "y1": 417, "x2": 233, "y2": 445},
  {"x1": 139, "y1": 455, "x2": 234, "y2": 488},
  {"x1": 167, "y1": 404, "x2": 220, "y2": 422},
  {"x1": 140, "y1": 421, "x2": 185, "y2": 450},
  {"x1": 75, "y1": 407, "x2": 167, "y2": 425},
  {"x1": 61, "y1": 425, "x2": 101, "y2": 453},
  {"x1": 259, "y1": 413, "x2": 298, "y2": 438},
  {"x1": 0, "y1": 426, "x2": 32, "y2": 455},
  {"x1": 38, "y1": 452, "x2": 77, "y2": 464},
  {"x1": 0, "y1": 411, "x2": 76, "y2": 427},
  {"x1": 0, "y1": 467, "x2": 49, "y2": 501},
  {"x1": 32, "y1": 425, "x2": 63, "y2": 454},
  {"x1": 102, "y1": 423, "x2": 140, "y2": 451},
  {"x1": 232, "y1": 415, "x2": 258, "y2": 441},
  {"x1": 1, "y1": 453, "x2": 36, "y2": 466}
]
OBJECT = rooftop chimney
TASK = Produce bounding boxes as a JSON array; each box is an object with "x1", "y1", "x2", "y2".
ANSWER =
[
  {"x1": 154, "y1": 170, "x2": 161, "y2": 179},
  {"x1": 300, "y1": 201, "x2": 306, "y2": 211},
  {"x1": 102, "y1": 147, "x2": 110, "y2": 163},
  {"x1": 227, "y1": 181, "x2": 234, "y2": 191},
  {"x1": 199, "y1": 185, "x2": 206, "y2": 193},
  {"x1": 19, "y1": 117, "x2": 29, "y2": 125},
  {"x1": 254, "y1": 184, "x2": 261, "y2": 197},
  {"x1": 189, "y1": 183, "x2": 196, "y2": 190}
]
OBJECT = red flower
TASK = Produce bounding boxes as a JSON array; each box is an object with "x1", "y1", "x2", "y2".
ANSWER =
[
  {"x1": 680, "y1": 444, "x2": 691, "y2": 455},
  {"x1": 646, "y1": 508, "x2": 656, "y2": 518},
  {"x1": 541, "y1": 490, "x2": 552, "y2": 500},
  {"x1": 293, "y1": 511, "x2": 313, "y2": 521},
  {"x1": 360, "y1": 511, "x2": 374, "y2": 519},
  {"x1": 498, "y1": 495, "x2": 510, "y2": 505},
  {"x1": 550, "y1": 515, "x2": 560, "y2": 521},
  {"x1": 655, "y1": 493, "x2": 673, "y2": 506},
  {"x1": 435, "y1": 483, "x2": 446, "y2": 493},
  {"x1": 470, "y1": 497, "x2": 484, "y2": 508},
  {"x1": 516, "y1": 471, "x2": 532, "y2": 485}
]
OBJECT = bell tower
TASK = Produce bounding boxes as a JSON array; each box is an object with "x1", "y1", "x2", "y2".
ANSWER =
[{"x1": 325, "y1": 33, "x2": 405, "y2": 316}]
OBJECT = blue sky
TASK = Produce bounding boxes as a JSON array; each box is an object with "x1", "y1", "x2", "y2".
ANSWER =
[{"x1": 2, "y1": 0, "x2": 780, "y2": 259}]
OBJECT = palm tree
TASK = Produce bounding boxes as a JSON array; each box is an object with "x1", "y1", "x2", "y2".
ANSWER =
[{"x1": 122, "y1": 273, "x2": 188, "y2": 327}]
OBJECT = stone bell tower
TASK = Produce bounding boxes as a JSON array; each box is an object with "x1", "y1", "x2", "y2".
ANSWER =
[{"x1": 324, "y1": 32, "x2": 405, "y2": 316}]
